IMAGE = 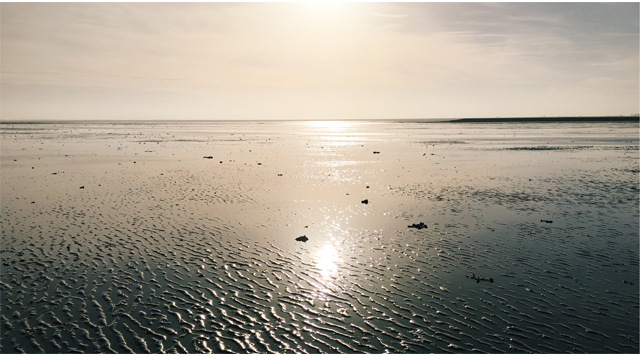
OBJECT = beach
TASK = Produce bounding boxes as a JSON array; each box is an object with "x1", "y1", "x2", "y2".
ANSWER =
[{"x1": 1, "y1": 120, "x2": 638, "y2": 353}]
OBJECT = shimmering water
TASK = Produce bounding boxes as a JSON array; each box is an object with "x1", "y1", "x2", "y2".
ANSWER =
[{"x1": 1, "y1": 120, "x2": 638, "y2": 353}]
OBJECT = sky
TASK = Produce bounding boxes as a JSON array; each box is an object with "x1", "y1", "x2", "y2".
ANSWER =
[{"x1": 1, "y1": 2, "x2": 639, "y2": 121}]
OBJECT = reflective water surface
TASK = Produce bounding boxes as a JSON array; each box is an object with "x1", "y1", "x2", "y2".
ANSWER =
[{"x1": 1, "y1": 120, "x2": 638, "y2": 353}]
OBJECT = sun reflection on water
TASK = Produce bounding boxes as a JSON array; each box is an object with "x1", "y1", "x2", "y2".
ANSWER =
[
  {"x1": 307, "y1": 120, "x2": 354, "y2": 132},
  {"x1": 316, "y1": 244, "x2": 341, "y2": 280}
]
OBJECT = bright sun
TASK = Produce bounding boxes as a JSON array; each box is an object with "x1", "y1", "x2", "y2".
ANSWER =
[
  {"x1": 294, "y1": 2, "x2": 360, "y2": 28},
  {"x1": 301, "y1": 2, "x2": 351, "y2": 16}
]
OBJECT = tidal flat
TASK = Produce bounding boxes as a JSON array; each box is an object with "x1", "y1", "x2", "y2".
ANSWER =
[{"x1": 1, "y1": 120, "x2": 638, "y2": 353}]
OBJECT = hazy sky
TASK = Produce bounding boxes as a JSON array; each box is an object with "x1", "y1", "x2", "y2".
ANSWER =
[{"x1": 2, "y1": 2, "x2": 638, "y2": 121}]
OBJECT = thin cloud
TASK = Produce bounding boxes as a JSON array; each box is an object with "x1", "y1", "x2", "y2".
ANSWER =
[{"x1": 1, "y1": 2, "x2": 637, "y2": 121}]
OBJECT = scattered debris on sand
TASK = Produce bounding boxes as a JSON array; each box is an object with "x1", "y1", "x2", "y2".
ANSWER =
[
  {"x1": 408, "y1": 222, "x2": 427, "y2": 230},
  {"x1": 295, "y1": 235, "x2": 309, "y2": 242},
  {"x1": 465, "y1": 273, "x2": 494, "y2": 283}
]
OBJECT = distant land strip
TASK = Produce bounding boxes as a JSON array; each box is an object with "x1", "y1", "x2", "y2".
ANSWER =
[
  {"x1": 449, "y1": 116, "x2": 639, "y2": 123},
  {"x1": 0, "y1": 116, "x2": 638, "y2": 125}
]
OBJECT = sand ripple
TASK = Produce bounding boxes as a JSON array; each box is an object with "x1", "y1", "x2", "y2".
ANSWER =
[{"x1": 1, "y1": 121, "x2": 638, "y2": 353}]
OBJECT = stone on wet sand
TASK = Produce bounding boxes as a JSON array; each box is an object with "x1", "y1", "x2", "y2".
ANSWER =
[
  {"x1": 465, "y1": 273, "x2": 494, "y2": 283},
  {"x1": 408, "y1": 222, "x2": 427, "y2": 229}
]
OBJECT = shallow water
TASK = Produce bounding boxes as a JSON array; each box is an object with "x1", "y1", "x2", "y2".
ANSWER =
[{"x1": 1, "y1": 120, "x2": 638, "y2": 353}]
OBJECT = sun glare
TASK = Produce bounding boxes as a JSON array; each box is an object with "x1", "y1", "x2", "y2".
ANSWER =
[
  {"x1": 292, "y1": 2, "x2": 363, "y2": 32},
  {"x1": 316, "y1": 244, "x2": 340, "y2": 280},
  {"x1": 308, "y1": 121, "x2": 354, "y2": 132},
  {"x1": 300, "y1": 2, "x2": 352, "y2": 17}
]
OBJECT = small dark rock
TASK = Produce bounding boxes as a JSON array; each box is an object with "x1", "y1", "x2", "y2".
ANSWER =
[
  {"x1": 79, "y1": 186, "x2": 84, "y2": 189},
  {"x1": 373, "y1": 151, "x2": 380, "y2": 154},
  {"x1": 361, "y1": 199, "x2": 368, "y2": 204},
  {"x1": 408, "y1": 222, "x2": 427, "y2": 230},
  {"x1": 541, "y1": 219, "x2": 553, "y2": 223},
  {"x1": 203, "y1": 156, "x2": 213, "y2": 159},
  {"x1": 295, "y1": 235, "x2": 309, "y2": 242},
  {"x1": 465, "y1": 273, "x2": 494, "y2": 283}
]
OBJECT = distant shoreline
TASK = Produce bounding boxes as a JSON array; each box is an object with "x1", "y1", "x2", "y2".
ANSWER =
[
  {"x1": 448, "y1": 116, "x2": 639, "y2": 123},
  {"x1": 0, "y1": 116, "x2": 638, "y2": 125}
]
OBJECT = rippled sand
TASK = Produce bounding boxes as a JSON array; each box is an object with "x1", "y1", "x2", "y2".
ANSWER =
[{"x1": 1, "y1": 120, "x2": 638, "y2": 353}]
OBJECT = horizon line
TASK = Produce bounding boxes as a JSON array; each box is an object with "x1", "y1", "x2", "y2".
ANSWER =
[{"x1": 1, "y1": 115, "x2": 638, "y2": 125}]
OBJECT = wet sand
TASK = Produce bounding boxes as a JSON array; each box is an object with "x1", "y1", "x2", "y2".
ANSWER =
[{"x1": 1, "y1": 120, "x2": 638, "y2": 353}]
